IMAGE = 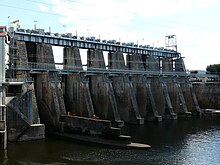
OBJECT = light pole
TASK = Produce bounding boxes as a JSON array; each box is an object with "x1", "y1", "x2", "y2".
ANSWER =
[
  {"x1": 63, "y1": 25, "x2": 66, "y2": 33},
  {"x1": 34, "y1": 20, "x2": 37, "y2": 30},
  {"x1": 7, "y1": 16, "x2": 10, "y2": 30}
]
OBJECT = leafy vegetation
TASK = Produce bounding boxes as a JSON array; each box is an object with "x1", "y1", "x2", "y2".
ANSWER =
[{"x1": 206, "y1": 64, "x2": 220, "y2": 75}]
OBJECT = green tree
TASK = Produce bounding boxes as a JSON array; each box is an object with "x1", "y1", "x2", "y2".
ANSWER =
[{"x1": 206, "y1": 64, "x2": 220, "y2": 75}]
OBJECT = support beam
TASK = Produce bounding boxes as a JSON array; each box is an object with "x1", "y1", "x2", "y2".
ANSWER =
[
  {"x1": 143, "y1": 76, "x2": 162, "y2": 122},
  {"x1": 104, "y1": 75, "x2": 124, "y2": 127},
  {"x1": 80, "y1": 74, "x2": 95, "y2": 118},
  {"x1": 124, "y1": 75, "x2": 144, "y2": 124},
  {"x1": 173, "y1": 78, "x2": 191, "y2": 117},
  {"x1": 186, "y1": 79, "x2": 201, "y2": 115},
  {"x1": 160, "y1": 77, "x2": 177, "y2": 120}
]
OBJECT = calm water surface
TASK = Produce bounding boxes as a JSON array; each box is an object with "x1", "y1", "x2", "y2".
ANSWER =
[{"x1": 1, "y1": 117, "x2": 220, "y2": 165}]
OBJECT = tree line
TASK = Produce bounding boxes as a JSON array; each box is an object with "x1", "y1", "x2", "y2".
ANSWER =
[{"x1": 206, "y1": 64, "x2": 220, "y2": 75}]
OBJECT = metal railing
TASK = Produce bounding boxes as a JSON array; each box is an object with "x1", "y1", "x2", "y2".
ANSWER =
[{"x1": 11, "y1": 62, "x2": 188, "y2": 76}]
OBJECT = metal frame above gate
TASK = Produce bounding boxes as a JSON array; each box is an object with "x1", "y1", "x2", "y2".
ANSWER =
[{"x1": 12, "y1": 31, "x2": 180, "y2": 58}]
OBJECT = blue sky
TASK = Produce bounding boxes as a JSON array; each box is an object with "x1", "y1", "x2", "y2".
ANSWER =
[{"x1": 0, "y1": 0, "x2": 219, "y2": 70}]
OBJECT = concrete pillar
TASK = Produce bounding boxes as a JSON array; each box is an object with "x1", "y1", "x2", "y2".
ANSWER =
[
  {"x1": 162, "y1": 57, "x2": 173, "y2": 72},
  {"x1": 160, "y1": 77, "x2": 177, "y2": 119},
  {"x1": 168, "y1": 77, "x2": 181, "y2": 114},
  {"x1": 109, "y1": 52, "x2": 143, "y2": 124},
  {"x1": 87, "y1": 49, "x2": 106, "y2": 70},
  {"x1": 64, "y1": 46, "x2": 83, "y2": 70},
  {"x1": 151, "y1": 77, "x2": 163, "y2": 114},
  {"x1": 179, "y1": 77, "x2": 201, "y2": 115},
  {"x1": 108, "y1": 52, "x2": 130, "y2": 122},
  {"x1": 108, "y1": 52, "x2": 126, "y2": 69},
  {"x1": 126, "y1": 54, "x2": 146, "y2": 122},
  {"x1": 172, "y1": 77, "x2": 191, "y2": 117},
  {"x1": 145, "y1": 56, "x2": 160, "y2": 72},
  {"x1": 143, "y1": 77, "x2": 162, "y2": 121},
  {"x1": 174, "y1": 58, "x2": 186, "y2": 72},
  {"x1": 127, "y1": 53, "x2": 145, "y2": 71},
  {"x1": 35, "y1": 44, "x2": 66, "y2": 131},
  {"x1": 173, "y1": 58, "x2": 200, "y2": 115},
  {"x1": 64, "y1": 45, "x2": 96, "y2": 119},
  {"x1": 63, "y1": 47, "x2": 90, "y2": 117},
  {"x1": 87, "y1": 49, "x2": 109, "y2": 119},
  {"x1": 15, "y1": 41, "x2": 29, "y2": 78}
]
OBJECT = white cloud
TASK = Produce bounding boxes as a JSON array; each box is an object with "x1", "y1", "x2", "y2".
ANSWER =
[
  {"x1": 194, "y1": 0, "x2": 217, "y2": 8},
  {"x1": 38, "y1": 3, "x2": 50, "y2": 12},
  {"x1": 127, "y1": 0, "x2": 192, "y2": 17},
  {"x1": 49, "y1": 0, "x2": 218, "y2": 70},
  {"x1": 172, "y1": 27, "x2": 220, "y2": 70},
  {"x1": 50, "y1": 0, "x2": 217, "y2": 38}
]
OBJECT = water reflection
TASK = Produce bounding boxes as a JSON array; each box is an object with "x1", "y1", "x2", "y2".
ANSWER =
[
  {"x1": 179, "y1": 127, "x2": 220, "y2": 165},
  {"x1": 1, "y1": 117, "x2": 220, "y2": 165}
]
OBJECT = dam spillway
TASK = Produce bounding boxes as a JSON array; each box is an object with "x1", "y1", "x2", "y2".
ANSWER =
[{"x1": 0, "y1": 27, "x2": 219, "y2": 149}]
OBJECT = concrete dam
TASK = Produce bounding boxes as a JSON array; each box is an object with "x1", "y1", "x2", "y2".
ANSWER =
[{"x1": 0, "y1": 27, "x2": 219, "y2": 149}]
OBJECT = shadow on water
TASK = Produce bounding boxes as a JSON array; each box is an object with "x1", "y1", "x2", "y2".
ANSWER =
[{"x1": 1, "y1": 117, "x2": 220, "y2": 165}]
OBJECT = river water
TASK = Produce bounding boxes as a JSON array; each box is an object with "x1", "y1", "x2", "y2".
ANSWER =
[{"x1": 1, "y1": 117, "x2": 220, "y2": 165}]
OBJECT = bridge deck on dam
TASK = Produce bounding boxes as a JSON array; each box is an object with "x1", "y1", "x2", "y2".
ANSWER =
[{"x1": 12, "y1": 30, "x2": 180, "y2": 58}]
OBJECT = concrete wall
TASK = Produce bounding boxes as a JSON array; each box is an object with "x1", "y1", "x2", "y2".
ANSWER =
[
  {"x1": 6, "y1": 41, "x2": 45, "y2": 142},
  {"x1": 6, "y1": 83, "x2": 44, "y2": 141},
  {"x1": 61, "y1": 116, "x2": 111, "y2": 135},
  {"x1": 193, "y1": 82, "x2": 220, "y2": 109}
]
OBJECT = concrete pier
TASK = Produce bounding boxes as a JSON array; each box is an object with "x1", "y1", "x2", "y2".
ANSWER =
[
  {"x1": 35, "y1": 44, "x2": 66, "y2": 131},
  {"x1": 108, "y1": 52, "x2": 144, "y2": 124},
  {"x1": 126, "y1": 53, "x2": 145, "y2": 124},
  {"x1": 162, "y1": 57, "x2": 173, "y2": 72},
  {"x1": 87, "y1": 49, "x2": 109, "y2": 119},
  {"x1": 127, "y1": 54, "x2": 146, "y2": 118},
  {"x1": 143, "y1": 77, "x2": 162, "y2": 121},
  {"x1": 146, "y1": 56, "x2": 160, "y2": 72},
  {"x1": 63, "y1": 47, "x2": 89, "y2": 117},
  {"x1": 172, "y1": 78, "x2": 191, "y2": 117}
]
